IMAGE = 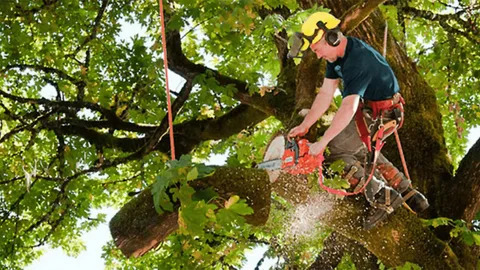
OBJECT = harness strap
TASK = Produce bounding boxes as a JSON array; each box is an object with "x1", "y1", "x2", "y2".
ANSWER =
[
  {"x1": 355, "y1": 103, "x2": 372, "y2": 151},
  {"x1": 403, "y1": 189, "x2": 418, "y2": 202}
]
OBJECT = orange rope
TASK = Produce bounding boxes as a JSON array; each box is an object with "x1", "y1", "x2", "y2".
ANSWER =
[
  {"x1": 383, "y1": 21, "x2": 412, "y2": 182},
  {"x1": 158, "y1": 0, "x2": 175, "y2": 160},
  {"x1": 394, "y1": 130, "x2": 411, "y2": 180}
]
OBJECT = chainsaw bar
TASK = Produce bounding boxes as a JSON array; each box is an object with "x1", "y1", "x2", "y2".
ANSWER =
[{"x1": 256, "y1": 159, "x2": 282, "y2": 170}]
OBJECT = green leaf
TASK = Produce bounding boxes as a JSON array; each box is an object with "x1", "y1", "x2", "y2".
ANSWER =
[
  {"x1": 462, "y1": 231, "x2": 474, "y2": 246},
  {"x1": 217, "y1": 208, "x2": 246, "y2": 230},
  {"x1": 329, "y1": 159, "x2": 346, "y2": 174},
  {"x1": 323, "y1": 175, "x2": 350, "y2": 190},
  {"x1": 195, "y1": 164, "x2": 216, "y2": 178},
  {"x1": 179, "y1": 201, "x2": 215, "y2": 236},
  {"x1": 228, "y1": 199, "x2": 254, "y2": 216},
  {"x1": 169, "y1": 154, "x2": 193, "y2": 169},
  {"x1": 431, "y1": 217, "x2": 451, "y2": 228},
  {"x1": 472, "y1": 233, "x2": 480, "y2": 246},
  {"x1": 177, "y1": 184, "x2": 195, "y2": 205},
  {"x1": 186, "y1": 167, "x2": 199, "y2": 181},
  {"x1": 192, "y1": 187, "x2": 218, "y2": 202}
]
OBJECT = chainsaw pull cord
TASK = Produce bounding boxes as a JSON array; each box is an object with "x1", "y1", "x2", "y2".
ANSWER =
[{"x1": 158, "y1": 0, "x2": 175, "y2": 160}]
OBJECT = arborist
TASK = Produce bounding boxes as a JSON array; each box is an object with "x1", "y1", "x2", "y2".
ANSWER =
[{"x1": 287, "y1": 12, "x2": 429, "y2": 229}]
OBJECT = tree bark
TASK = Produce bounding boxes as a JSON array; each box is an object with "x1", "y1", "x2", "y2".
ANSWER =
[
  {"x1": 309, "y1": 232, "x2": 379, "y2": 270},
  {"x1": 110, "y1": 167, "x2": 271, "y2": 258},
  {"x1": 440, "y1": 138, "x2": 480, "y2": 222},
  {"x1": 111, "y1": 167, "x2": 462, "y2": 268}
]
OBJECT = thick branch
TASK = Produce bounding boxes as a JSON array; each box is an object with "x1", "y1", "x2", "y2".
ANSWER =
[
  {"x1": 308, "y1": 194, "x2": 463, "y2": 269},
  {"x1": 111, "y1": 167, "x2": 462, "y2": 269},
  {"x1": 140, "y1": 79, "x2": 194, "y2": 156},
  {"x1": 156, "y1": 104, "x2": 269, "y2": 155},
  {"x1": 166, "y1": 30, "x2": 275, "y2": 114},
  {"x1": 339, "y1": 0, "x2": 388, "y2": 34},
  {"x1": 439, "y1": 138, "x2": 480, "y2": 223},
  {"x1": 109, "y1": 167, "x2": 271, "y2": 258},
  {"x1": 309, "y1": 232, "x2": 378, "y2": 270},
  {"x1": 42, "y1": 103, "x2": 268, "y2": 155}
]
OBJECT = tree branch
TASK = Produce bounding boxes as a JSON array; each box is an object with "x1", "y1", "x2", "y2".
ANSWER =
[
  {"x1": 3, "y1": 64, "x2": 79, "y2": 84},
  {"x1": 309, "y1": 231, "x2": 379, "y2": 269},
  {"x1": 166, "y1": 30, "x2": 275, "y2": 114},
  {"x1": 110, "y1": 168, "x2": 462, "y2": 269},
  {"x1": 0, "y1": 177, "x2": 25, "y2": 185},
  {"x1": 155, "y1": 104, "x2": 269, "y2": 155},
  {"x1": 71, "y1": 0, "x2": 110, "y2": 57},
  {"x1": 109, "y1": 167, "x2": 271, "y2": 258},
  {"x1": 439, "y1": 138, "x2": 480, "y2": 223},
  {"x1": 0, "y1": 88, "x2": 127, "y2": 125},
  {"x1": 398, "y1": 6, "x2": 480, "y2": 44},
  {"x1": 339, "y1": 0, "x2": 388, "y2": 34}
]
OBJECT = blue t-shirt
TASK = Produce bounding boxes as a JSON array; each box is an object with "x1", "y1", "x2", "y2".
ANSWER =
[{"x1": 325, "y1": 37, "x2": 399, "y2": 101}]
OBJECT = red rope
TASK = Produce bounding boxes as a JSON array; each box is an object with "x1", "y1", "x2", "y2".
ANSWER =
[
  {"x1": 158, "y1": 0, "x2": 175, "y2": 160},
  {"x1": 317, "y1": 150, "x2": 378, "y2": 196},
  {"x1": 383, "y1": 21, "x2": 411, "y2": 181},
  {"x1": 394, "y1": 130, "x2": 411, "y2": 180}
]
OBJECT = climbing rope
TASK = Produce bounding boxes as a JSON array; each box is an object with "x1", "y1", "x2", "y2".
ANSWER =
[
  {"x1": 158, "y1": 0, "x2": 175, "y2": 160},
  {"x1": 382, "y1": 22, "x2": 416, "y2": 214},
  {"x1": 382, "y1": 21, "x2": 411, "y2": 181}
]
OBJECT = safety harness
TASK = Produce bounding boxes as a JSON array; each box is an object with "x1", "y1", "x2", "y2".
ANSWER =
[{"x1": 355, "y1": 93, "x2": 405, "y2": 161}]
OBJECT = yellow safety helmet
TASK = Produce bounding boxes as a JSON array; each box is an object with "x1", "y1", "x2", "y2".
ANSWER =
[{"x1": 288, "y1": 12, "x2": 341, "y2": 58}]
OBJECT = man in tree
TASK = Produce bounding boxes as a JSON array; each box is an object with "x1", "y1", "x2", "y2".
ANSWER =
[{"x1": 288, "y1": 12, "x2": 429, "y2": 229}]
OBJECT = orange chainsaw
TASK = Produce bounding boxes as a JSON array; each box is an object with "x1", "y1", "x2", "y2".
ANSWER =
[{"x1": 257, "y1": 137, "x2": 319, "y2": 175}]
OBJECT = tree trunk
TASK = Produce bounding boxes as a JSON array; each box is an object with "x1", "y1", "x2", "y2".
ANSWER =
[
  {"x1": 309, "y1": 232, "x2": 379, "y2": 270},
  {"x1": 111, "y1": 167, "x2": 463, "y2": 268},
  {"x1": 440, "y1": 138, "x2": 480, "y2": 222}
]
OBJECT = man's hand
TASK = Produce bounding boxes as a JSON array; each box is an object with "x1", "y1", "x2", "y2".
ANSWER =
[
  {"x1": 309, "y1": 140, "x2": 327, "y2": 157},
  {"x1": 288, "y1": 125, "x2": 308, "y2": 138}
]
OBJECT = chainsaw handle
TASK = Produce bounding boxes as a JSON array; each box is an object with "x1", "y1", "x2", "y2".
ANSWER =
[{"x1": 285, "y1": 139, "x2": 300, "y2": 164}]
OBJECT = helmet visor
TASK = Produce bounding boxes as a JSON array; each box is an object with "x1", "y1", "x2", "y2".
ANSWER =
[{"x1": 288, "y1": 32, "x2": 305, "y2": 58}]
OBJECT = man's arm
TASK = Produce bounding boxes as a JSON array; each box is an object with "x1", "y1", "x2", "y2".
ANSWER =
[
  {"x1": 309, "y1": 94, "x2": 360, "y2": 155},
  {"x1": 288, "y1": 78, "x2": 339, "y2": 137}
]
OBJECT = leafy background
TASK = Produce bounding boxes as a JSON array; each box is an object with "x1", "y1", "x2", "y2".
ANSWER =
[{"x1": 1, "y1": 0, "x2": 479, "y2": 269}]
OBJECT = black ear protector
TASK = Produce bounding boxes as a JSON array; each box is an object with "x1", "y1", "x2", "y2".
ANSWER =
[{"x1": 316, "y1": 21, "x2": 340, "y2": 47}]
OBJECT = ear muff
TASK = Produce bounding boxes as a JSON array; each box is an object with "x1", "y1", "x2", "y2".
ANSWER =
[
  {"x1": 324, "y1": 28, "x2": 340, "y2": 47},
  {"x1": 316, "y1": 21, "x2": 340, "y2": 47}
]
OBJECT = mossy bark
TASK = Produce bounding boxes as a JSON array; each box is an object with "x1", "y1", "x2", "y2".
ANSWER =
[
  {"x1": 109, "y1": 167, "x2": 271, "y2": 258},
  {"x1": 309, "y1": 232, "x2": 379, "y2": 270},
  {"x1": 111, "y1": 165, "x2": 463, "y2": 268}
]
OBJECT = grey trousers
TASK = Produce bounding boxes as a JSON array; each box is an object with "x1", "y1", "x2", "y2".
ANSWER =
[{"x1": 326, "y1": 119, "x2": 398, "y2": 204}]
